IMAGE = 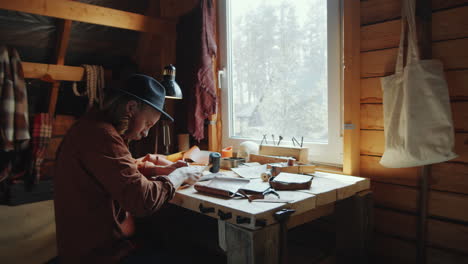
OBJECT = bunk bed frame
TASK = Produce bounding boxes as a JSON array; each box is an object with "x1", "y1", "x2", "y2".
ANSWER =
[{"x1": 0, "y1": 0, "x2": 177, "y2": 115}]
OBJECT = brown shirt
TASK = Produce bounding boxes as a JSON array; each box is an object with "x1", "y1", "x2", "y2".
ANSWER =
[{"x1": 53, "y1": 110, "x2": 175, "y2": 263}]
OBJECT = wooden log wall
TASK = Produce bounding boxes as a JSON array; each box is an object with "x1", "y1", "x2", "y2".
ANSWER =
[{"x1": 360, "y1": 0, "x2": 468, "y2": 262}]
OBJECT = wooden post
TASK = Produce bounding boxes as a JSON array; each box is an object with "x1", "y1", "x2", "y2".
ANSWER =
[
  {"x1": 208, "y1": 56, "x2": 220, "y2": 152},
  {"x1": 416, "y1": 0, "x2": 432, "y2": 263},
  {"x1": 221, "y1": 221, "x2": 280, "y2": 264},
  {"x1": 335, "y1": 190, "x2": 373, "y2": 263},
  {"x1": 48, "y1": 2, "x2": 73, "y2": 116},
  {"x1": 342, "y1": 0, "x2": 361, "y2": 176},
  {"x1": 416, "y1": 0, "x2": 432, "y2": 60},
  {"x1": 209, "y1": 0, "x2": 221, "y2": 152},
  {"x1": 418, "y1": 165, "x2": 430, "y2": 263}
]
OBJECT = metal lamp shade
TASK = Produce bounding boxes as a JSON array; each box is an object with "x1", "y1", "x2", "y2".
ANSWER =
[{"x1": 161, "y1": 64, "x2": 183, "y2": 99}]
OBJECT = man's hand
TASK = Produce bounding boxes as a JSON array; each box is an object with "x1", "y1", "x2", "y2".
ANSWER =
[
  {"x1": 166, "y1": 167, "x2": 202, "y2": 189},
  {"x1": 141, "y1": 154, "x2": 173, "y2": 166},
  {"x1": 170, "y1": 160, "x2": 189, "y2": 169},
  {"x1": 138, "y1": 160, "x2": 188, "y2": 177}
]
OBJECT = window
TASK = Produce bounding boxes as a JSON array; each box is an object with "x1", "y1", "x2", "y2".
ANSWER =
[{"x1": 218, "y1": 0, "x2": 343, "y2": 165}]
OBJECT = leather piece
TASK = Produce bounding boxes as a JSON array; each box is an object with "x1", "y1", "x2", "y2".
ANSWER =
[{"x1": 269, "y1": 179, "x2": 312, "y2": 190}]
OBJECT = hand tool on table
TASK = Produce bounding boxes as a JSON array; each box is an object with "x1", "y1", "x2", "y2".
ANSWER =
[
  {"x1": 237, "y1": 187, "x2": 280, "y2": 202},
  {"x1": 277, "y1": 135, "x2": 283, "y2": 146},
  {"x1": 292, "y1": 137, "x2": 301, "y2": 147},
  {"x1": 209, "y1": 152, "x2": 221, "y2": 173},
  {"x1": 194, "y1": 152, "x2": 222, "y2": 182},
  {"x1": 260, "y1": 134, "x2": 268, "y2": 146}
]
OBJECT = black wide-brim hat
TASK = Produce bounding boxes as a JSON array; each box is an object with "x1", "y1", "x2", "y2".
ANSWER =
[{"x1": 117, "y1": 74, "x2": 174, "y2": 122}]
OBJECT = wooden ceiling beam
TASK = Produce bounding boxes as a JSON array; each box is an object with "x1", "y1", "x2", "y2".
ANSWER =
[
  {"x1": 22, "y1": 62, "x2": 84, "y2": 81},
  {"x1": 0, "y1": 0, "x2": 176, "y2": 35}
]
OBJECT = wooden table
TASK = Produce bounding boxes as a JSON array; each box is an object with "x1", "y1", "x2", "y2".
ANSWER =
[{"x1": 170, "y1": 172, "x2": 372, "y2": 264}]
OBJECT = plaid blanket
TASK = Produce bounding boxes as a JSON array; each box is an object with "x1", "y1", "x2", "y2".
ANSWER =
[
  {"x1": 31, "y1": 113, "x2": 53, "y2": 182},
  {"x1": 0, "y1": 46, "x2": 30, "y2": 152}
]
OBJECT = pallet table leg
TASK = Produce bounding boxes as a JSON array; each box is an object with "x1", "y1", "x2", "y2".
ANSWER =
[
  {"x1": 218, "y1": 221, "x2": 280, "y2": 264},
  {"x1": 335, "y1": 190, "x2": 373, "y2": 263},
  {"x1": 218, "y1": 220, "x2": 227, "y2": 252}
]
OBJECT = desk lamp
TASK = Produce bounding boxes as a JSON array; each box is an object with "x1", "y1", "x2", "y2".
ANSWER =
[
  {"x1": 161, "y1": 64, "x2": 183, "y2": 100},
  {"x1": 160, "y1": 64, "x2": 182, "y2": 154}
]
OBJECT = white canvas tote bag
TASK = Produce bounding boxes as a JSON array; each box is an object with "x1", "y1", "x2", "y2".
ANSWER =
[{"x1": 379, "y1": 0, "x2": 458, "y2": 168}]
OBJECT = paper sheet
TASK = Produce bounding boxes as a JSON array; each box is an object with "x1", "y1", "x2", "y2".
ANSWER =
[
  {"x1": 239, "y1": 179, "x2": 270, "y2": 193},
  {"x1": 239, "y1": 162, "x2": 261, "y2": 167},
  {"x1": 231, "y1": 165, "x2": 268, "y2": 179},
  {"x1": 183, "y1": 146, "x2": 212, "y2": 165},
  {"x1": 273, "y1": 173, "x2": 313, "y2": 183},
  {"x1": 196, "y1": 177, "x2": 250, "y2": 193}
]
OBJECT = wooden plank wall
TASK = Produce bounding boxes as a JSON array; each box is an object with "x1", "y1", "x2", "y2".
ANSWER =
[{"x1": 360, "y1": 0, "x2": 468, "y2": 262}]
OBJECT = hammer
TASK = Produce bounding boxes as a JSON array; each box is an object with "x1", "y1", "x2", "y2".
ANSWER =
[
  {"x1": 196, "y1": 152, "x2": 221, "y2": 182},
  {"x1": 209, "y1": 152, "x2": 221, "y2": 173}
]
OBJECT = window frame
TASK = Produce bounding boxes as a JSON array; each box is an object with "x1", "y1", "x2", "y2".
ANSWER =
[{"x1": 217, "y1": 0, "x2": 343, "y2": 166}]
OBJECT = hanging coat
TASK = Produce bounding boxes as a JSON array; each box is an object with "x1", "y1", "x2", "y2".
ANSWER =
[
  {"x1": 0, "y1": 46, "x2": 30, "y2": 151},
  {"x1": 0, "y1": 46, "x2": 30, "y2": 182}
]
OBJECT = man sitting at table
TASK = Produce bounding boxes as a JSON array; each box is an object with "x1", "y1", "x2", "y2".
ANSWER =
[{"x1": 54, "y1": 74, "x2": 201, "y2": 263}]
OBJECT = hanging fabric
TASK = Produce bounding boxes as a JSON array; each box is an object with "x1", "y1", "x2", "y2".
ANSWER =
[
  {"x1": 0, "y1": 46, "x2": 30, "y2": 152},
  {"x1": 379, "y1": 0, "x2": 457, "y2": 168},
  {"x1": 73, "y1": 64, "x2": 105, "y2": 110},
  {"x1": 0, "y1": 46, "x2": 30, "y2": 183},
  {"x1": 176, "y1": 0, "x2": 217, "y2": 141},
  {"x1": 30, "y1": 113, "x2": 53, "y2": 183}
]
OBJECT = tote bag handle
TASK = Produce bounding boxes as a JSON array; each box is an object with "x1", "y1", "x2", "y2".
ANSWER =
[{"x1": 395, "y1": 0, "x2": 420, "y2": 74}]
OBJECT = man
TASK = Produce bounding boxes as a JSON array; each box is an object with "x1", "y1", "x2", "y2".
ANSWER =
[{"x1": 54, "y1": 74, "x2": 201, "y2": 263}]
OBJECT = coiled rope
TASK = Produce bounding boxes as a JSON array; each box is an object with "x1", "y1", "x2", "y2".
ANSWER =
[{"x1": 72, "y1": 65, "x2": 105, "y2": 109}]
